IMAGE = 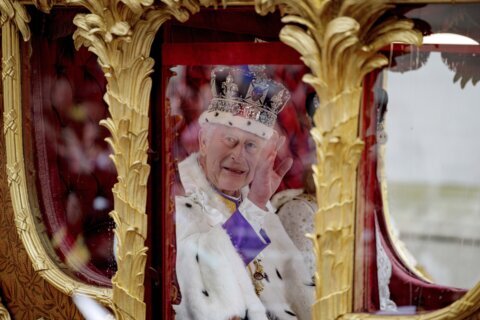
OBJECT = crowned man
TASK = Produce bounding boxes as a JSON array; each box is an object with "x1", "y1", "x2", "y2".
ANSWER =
[{"x1": 174, "y1": 66, "x2": 314, "y2": 320}]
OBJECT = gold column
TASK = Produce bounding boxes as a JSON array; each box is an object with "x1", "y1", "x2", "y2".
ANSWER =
[
  {"x1": 68, "y1": 0, "x2": 220, "y2": 318},
  {"x1": 255, "y1": 1, "x2": 421, "y2": 319}
]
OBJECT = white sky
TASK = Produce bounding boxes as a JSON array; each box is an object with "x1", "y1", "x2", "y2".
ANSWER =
[{"x1": 384, "y1": 52, "x2": 480, "y2": 187}]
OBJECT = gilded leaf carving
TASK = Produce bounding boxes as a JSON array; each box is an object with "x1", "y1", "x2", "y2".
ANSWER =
[
  {"x1": 68, "y1": 0, "x2": 213, "y2": 318},
  {"x1": 255, "y1": 1, "x2": 422, "y2": 319},
  {"x1": 0, "y1": 0, "x2": 30, "y2": 41},
  {"x1": 31, "y1": 0, "x2": 56, "y2": 13}
]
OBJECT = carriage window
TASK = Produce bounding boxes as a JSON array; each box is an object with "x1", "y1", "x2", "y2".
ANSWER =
[
  {"x1": 383, "y1": 46, "x2": 480, "y2": 289},
  {"x1": 162, "y1": 52, "x2": 317, "y2": 317},
  {"x1": 350, "y1": 3, "x2": 480, "y2": 314},
  {"x1": 23, "y1": 9, "x2": 116, "y2": 285}
]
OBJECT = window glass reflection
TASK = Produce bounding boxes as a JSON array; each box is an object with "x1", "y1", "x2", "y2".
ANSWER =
[
  {"x1": 26, "y1": 9, "x2": 117, "y2": 285},
  {"x1": 167, "y1": 64, "x2": 316, "y2": 319},
  {"x1": 384, "y1": 50, "x2": 480, "y2": 289}
]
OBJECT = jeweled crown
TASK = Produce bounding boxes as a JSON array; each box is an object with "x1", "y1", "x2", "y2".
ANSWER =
[{"x1": 199, "y1": 66, "x2": 290, "y2": 139}]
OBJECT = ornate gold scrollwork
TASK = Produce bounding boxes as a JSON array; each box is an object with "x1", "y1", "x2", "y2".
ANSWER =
[
  {"x1": 31, "y1": 0, "x2": 56, "y2": 14},
  {"x1": 254, "y1": 1, "x2": 421, "y2": 319},
  {"x1": 0, "y1": 0, "x2": 30, "y2": 41}
]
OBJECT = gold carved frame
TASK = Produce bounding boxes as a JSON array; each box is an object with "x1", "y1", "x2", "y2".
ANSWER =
[
  {"x1": 1, "y1": 0, "x2": 479, "y2": 319},
  {"x1": 0, "y1": 298, "x2": 10, "y2": 320}
]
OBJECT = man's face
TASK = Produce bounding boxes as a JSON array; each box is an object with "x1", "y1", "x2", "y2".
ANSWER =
[{"x1": 199, "y1": 125, "x2": 266, "y2": 196}]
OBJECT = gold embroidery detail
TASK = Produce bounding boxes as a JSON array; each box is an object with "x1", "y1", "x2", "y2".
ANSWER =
[
  {"x1": 218, "y1": 195, "x2": 238, "y2": 214},
  {"x1": 248, "y1": 259, "x2": 266, "y2": 296}
]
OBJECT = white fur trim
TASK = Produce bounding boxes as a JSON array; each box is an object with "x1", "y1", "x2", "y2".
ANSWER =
[
  {"x1": 175, "y1": 153, "x2": 313, "y2": 320},
  {"x1": 175, "y1": 210, "x2": 268, "y2": 319},
  {"x1": 199, "y1": 110, "x2": 273, "y2": 139}
]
